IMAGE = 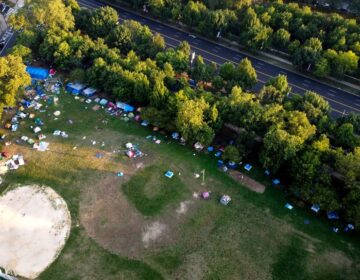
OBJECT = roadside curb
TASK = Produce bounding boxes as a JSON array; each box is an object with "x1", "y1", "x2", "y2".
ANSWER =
[{"x1": 99, "y1": 0, "x2": 360, "y2": 98}]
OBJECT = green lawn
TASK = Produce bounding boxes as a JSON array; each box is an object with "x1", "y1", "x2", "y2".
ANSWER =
[{"x1": 1, "y1": 91, "x2": 360, "y2": 280}]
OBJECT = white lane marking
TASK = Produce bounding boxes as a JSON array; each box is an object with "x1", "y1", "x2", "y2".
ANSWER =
[
  {"x1": 193, "y1": 41, "x2": 199, "y2": 45},
  {"x1": 302, "y1": 83, "x2": 309, "y2": 87},
  {"x1": 354, "y1": 103, "x2": 360, "y2": 107},
  {"x1": 255, "y1": 66, "x2": 262, "y2": 70},
  {"x1": 257, "y1": 62, "x2": 265, "y2": 66},
  {"x1": 327, "y1": 92, "x2": 335, "y2": 97},
  {"x1": 329, "y1": 89, "x2": 337, "y2": 93}
]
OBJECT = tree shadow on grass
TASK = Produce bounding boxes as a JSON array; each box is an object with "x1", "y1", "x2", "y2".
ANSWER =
[{"x1": 271, "y1": 236, "x2": 309, "y2": 280}]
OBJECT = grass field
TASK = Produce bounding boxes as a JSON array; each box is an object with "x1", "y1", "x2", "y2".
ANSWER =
[{"x1": 1, "y1": 91, "x2": 360, "y2": 280}]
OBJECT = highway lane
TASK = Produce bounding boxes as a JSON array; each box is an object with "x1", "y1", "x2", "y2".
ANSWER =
[{"x1": 83, "y1": 0, "x2": 360, "y2": 116}]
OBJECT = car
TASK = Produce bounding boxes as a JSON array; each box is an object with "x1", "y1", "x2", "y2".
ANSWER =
[
  {"x1": 2, "y1": 5, "x2": 9, "y2": 15},
  {"x1": 0, "y1": 3, "x2": 5, "y2": 13},
  {"x1": 188, "y1": 34, "x2": 197, "y2": 39}
]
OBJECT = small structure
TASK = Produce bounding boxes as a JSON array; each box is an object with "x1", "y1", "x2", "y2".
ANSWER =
[
  {"x1": 264, "y1": 170, "x2": 270, "y2": 176},
  {"x1": 311, "y1": 204, "x2": 321, "y2": 213},
  {"x1": 82, "y1": 87, "x2": 97, "y2": 97},
  {"x1": 99, "y1": 98, "x2": 108, "y2": 106},
  {"x1": 164, "y1": 170, "x2": 174, "y2": 178},
  {"x1": 228, "y1": 161, "x2": 237, "y2": 169},
  {"x1": 285, "y1": 203, "x2": 294, "y2": 210},
  {"x1": 207, "y1": 146, "x2": 214, "y2": 152},
  {"x1": 125, "y1": 142, "x2": 133, "y2": 149},
  {"x1": 220, "y1": 195, "x2": 231, "y2": 205},
  {"x1": 33, "y1": 127, "x2": 41, "y2": 133},
  {"x1": 345, "y1": 224, "x2": 355, "y2": 232},
  {"x1": 244, "y1": 164, "x2": 252, "y2": 171},
  {"x1": 66, "y1": 83, "x2": 86, "y2": 95}
]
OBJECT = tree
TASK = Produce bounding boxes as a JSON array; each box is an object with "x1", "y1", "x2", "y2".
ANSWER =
[
  {"x1": 301, "y1": 91, "x2": 331, "y2": 123},
  {"x1": 222, "y1": 145, "x2": 241, "y2": 162},
  {"x1": 69, "y1": 68, "x2": 86, "y2": 83},
  {"x1": 325, "y1": 50, "x2": 359, "y2": 78},
  {"x1": 86, "y1": 6, "x2": 119, "y2": 39},
  {"x1": 9, "y1": 45, "x2": 32, "y2": 62},
  {"x1": 335, "y1": 123, "x2": 359, "y2": 150},
  {"x1": 234, "y1": 58, "x2": 257, "y2": 89},
  {"x1": 314, "y1": 57, "x2": 330, "y2": 77},
  {"x1": 183, "y1": 1, "x2": 207, "y2": 27},
  {"x1": 106, "y1": 25, "x2": 132, "y2": 53},
  {"x1": 293, "y1": 37, "x2": 323, "y2": 71},
  {"x1": 219, "y1": 62, "x2": 235, "y2": 81},
  {"x1": 9, "y1": 0, "x2": 75, "y2": 31},
  {"x1": 0, "y1": 55, "x2": 31, "y2": 116},
  {"x1": 191, "y1": 55, "x2": 207, "y2": 81},
  {"x1": 272, "y1": 28, "x2": 291, "y2": 51},
  {"x1": 259, "y1": 74, "x2": 291, "y2": 104}
]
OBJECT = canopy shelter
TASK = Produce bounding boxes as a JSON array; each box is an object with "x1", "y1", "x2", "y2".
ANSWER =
[
  {"x1": 26, "y1": 66, "x2": 49, "y2": 80},
  {"x1": 285, "y1": 203, "x2": 294, "y2": 210},
  {"x1": 272, "y1": 179, "x2": 280, "y2": 185}
]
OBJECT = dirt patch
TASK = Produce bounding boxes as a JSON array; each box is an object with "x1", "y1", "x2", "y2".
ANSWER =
[
  {"x1": 176, "y1": 200, "x2": 192, "y2": 215},
  {"x1": 0, "y1": 185, "x2": 71, "y2": 279},
  {"x1": 142, "y1": 221, "x2": 167, "y2": 248},
  {"x1": 228, "y1": 170, "x2": 266, "y2": 193}
]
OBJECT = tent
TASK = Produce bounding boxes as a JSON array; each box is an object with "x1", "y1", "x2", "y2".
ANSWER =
[
  {"x1": 202, "y1": 191, "x2": 210, "y2": 199},
  {"x1": 327, "y1": 211, "x2": 339, "y2": 220},
  {"x1": 244, "y1": 164, "x2": 252, "y2": 171},
  {"x1": 172, "y1": 132, "x2": 180, "y2": 140},
  {"x1": 265, "y1": 170, "x2": 270, "y2": 176},
  {"x1": 228, "y1": 161, "x2": 237, "y2": 169},
  {"x1": 214, "y1": 151, "x2": 222, "y2": 157},
  {"x1": 165, "y1": 170, "x2": 174, "y2": 178},
  {"x1": 220, "y1": 195, "x2": 231, "y2": 205},
  {"x1": 194, "y1": 142, "x2": 204, "y2": 151},
  {"x1": 217, "y1": 160, "x2": 224, "y2": 167},
  {"x1": 66, "y1": 83, "x2": 86, "y2": 95},
  {"x1": 311, "y1": 204, "x2": 320, "y2": 213},
  {"x1": 285, "y1": 203, "x2": 294, "y2": 210},
  {"x1": 26, "y1": 66, "x2": 49, "y2": 80},
  {"x1": 207, "y1": 146, "x2": 214, "y2": 152},
  {"x1": 82, "y1": 87, "x2": 97, "y2": 97},
  {"x1": 116, "y1": 102, "x2": 134, "y2": 112},
  {"x1": 99, "y1": 99, "x2": 108, "y2": 106},
  {"x1": 273, "y1": 179, "x2": 280, "y2": 185},
  {"x1": 141, "y1": 120, "x2": 149, "y2": 126}
]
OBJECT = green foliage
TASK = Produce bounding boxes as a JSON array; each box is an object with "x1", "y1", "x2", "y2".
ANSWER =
[
  {"x1": 222, "y1": 145, "x2": 241, "y2": 162},
  {"x1": 0, "y1": 55, "x2": 31, "y2": 115}
]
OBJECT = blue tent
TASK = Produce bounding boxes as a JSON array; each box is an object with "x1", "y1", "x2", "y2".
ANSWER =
[
  {"x1": 311, "y1": 204, "x2": 320, "y2": 213},
  {"x1": 207, "y1": 146, "x2": 214, "y2": 152},
  {"x1": 26, "y1": 66, "x2": 49, "y2": 80},
  {"x1": 327, "y1": 211, "x2": 339, "y2": 220},
  {"x1": 244, "y1": 164, "x2": 252, "y2": 171},
  {"x1": 273, "y1": 179, "x2": 280, "y2": 185},
  {"x1": 116, "y1": 102, "x2": 134, "y2": 112},
  {"x1": 172, "y1": 132, "x2": 180, "y2": 140},
  {"x1": 217, "y1": 160, "x2": 224, "y2": 167},
  {"x1": 165, "y1": 170, "x2": 174, "y2": 178},
  {"x1": 66, "y1": 83, "x2": 86, "y2": 95}
]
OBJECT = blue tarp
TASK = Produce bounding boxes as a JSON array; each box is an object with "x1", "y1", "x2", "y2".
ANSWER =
[
  {"x1": 172, "y1": 132, "x2": 180, "y2": 140},
  {"x1": 207, "y1": 146, "x2": 214, "y2": 152},
  {"x1": 26, "y1": 66, "x2": 49, "y2": 80},
  {"x1": 285, "y1": 203, "x2": 294, "y2": 210},
  {"x1": 116, "y1": 102, "x2": 134, "y2": 112}
]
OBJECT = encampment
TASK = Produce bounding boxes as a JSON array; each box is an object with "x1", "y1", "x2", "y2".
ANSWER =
[
  {"x1": 26, "y1": 66, "x2": 49, "y2": 80},
  {"x1": 66, "y1": 83, "x2": 86, "y2": 95}
]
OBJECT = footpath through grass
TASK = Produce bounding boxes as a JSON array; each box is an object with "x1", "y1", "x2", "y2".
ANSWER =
[{"x1": 1, "y1": 92, "x2": 359, "y2": 280}]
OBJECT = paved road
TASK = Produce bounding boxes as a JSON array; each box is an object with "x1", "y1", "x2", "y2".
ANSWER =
[{"x1": 67, "y1": 1, "x2": 360, "y2": 116}]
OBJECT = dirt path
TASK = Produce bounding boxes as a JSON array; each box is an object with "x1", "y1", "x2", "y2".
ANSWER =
[{"x1": 228, "y1": 170, "x2": 266, "y2": 193}]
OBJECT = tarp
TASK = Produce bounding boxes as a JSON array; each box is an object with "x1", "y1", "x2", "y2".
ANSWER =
[
  {"x1": 26, "y1": 66, "x2": 49, "y2": 80},
  {"x1": 116, "y1": 102, "x2": 134, "y2": 112}
]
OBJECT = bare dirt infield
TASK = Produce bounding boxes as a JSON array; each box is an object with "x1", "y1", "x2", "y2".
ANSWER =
[
  {"x1": 80, "y1": 173, "x2": 195, "y2": 259},
  {"x1": 228, "y1": 170, "x2": 266, "y2": 193},
  {"x1": 0, "y1": 185, "x2": 71, "y2": 279}
]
